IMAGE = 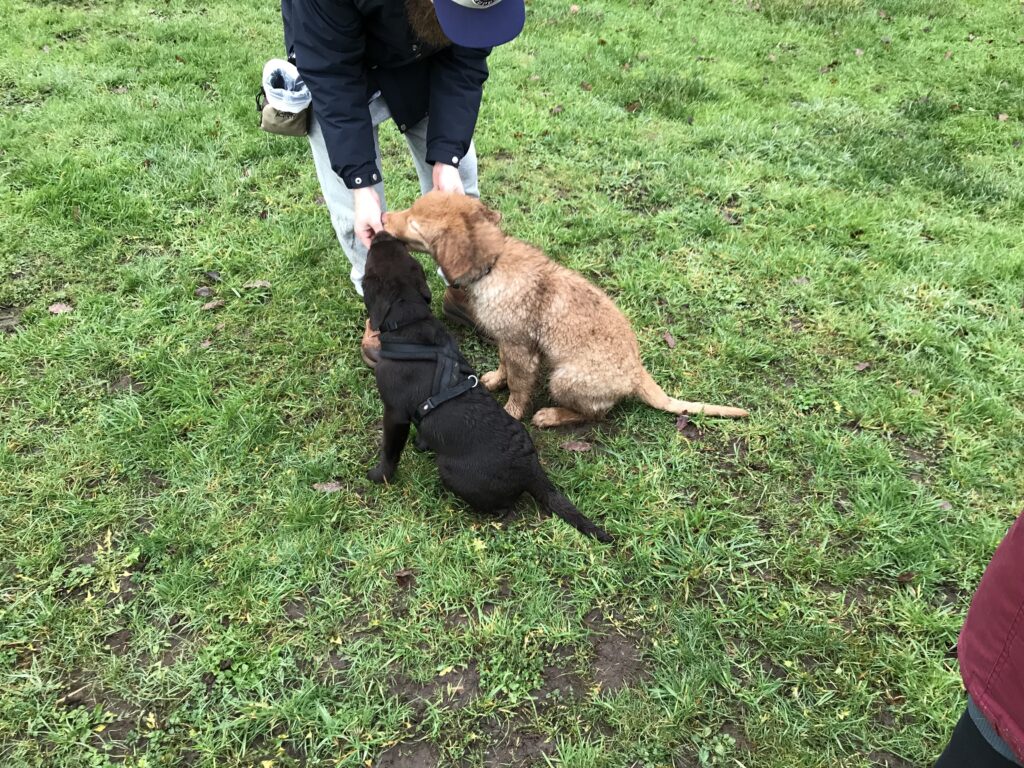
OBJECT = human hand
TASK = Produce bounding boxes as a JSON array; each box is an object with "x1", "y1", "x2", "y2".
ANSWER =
[
  {"x1": 432, "y1": 162, "x2": 465, "y2": 194},
  {"x1": 353, "y1": 186, "x2": 383, "y2": 248}
]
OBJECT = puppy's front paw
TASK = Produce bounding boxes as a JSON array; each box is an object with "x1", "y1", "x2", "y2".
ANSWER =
[
  {"x1": 367, "y1": 463, "x2": 394, "y2": 484},
  {"x1": 504, "y1": 399, "x2": 529, "y2": 421},
  {"x1": 530, "y1": 408, "x2": 561, "y2": 428},
  {"x1": 481, "y1": 369, "x2": 507, "y2": 392}
]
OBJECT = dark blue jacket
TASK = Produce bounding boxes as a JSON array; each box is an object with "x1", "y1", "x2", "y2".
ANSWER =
[{"x1": 282, "y1": 0, "x2": 490, "y2": 189}]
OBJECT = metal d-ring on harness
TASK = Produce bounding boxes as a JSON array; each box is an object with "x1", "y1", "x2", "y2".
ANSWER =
[{"x1": 374, "y1": 303, "x2": 479, "y2": 424}]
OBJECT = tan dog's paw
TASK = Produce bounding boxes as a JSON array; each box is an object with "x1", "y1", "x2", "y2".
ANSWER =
[
  {"x1": 531, "y1": 407, "x2": 589, "y2": 429},
  {"x1": 504, "y1": 399, "x2": 529, "y2": 421},
  {"x1": 481, "y1": 369, "x2": 507, "y2": 392}
]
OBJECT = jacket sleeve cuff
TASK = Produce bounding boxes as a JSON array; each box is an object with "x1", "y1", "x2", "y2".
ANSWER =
[
  {"x1": 340, "y1": 161, "x2": 382, "y2": 190},
  {"x1": 425, "y1": 143, "x2": 466, "y2": 169}
]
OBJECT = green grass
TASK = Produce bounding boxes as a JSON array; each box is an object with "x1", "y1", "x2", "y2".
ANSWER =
[{"x1": 2, "y1": 0, "x2": 1023, "y2": 765}]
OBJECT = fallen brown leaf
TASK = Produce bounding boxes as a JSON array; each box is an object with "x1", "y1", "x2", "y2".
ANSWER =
[
  {"x1": 854, "y1": 362, "x2": 871, "y2": 372},
  {"x1": 48, "y1": 302, "x2": 73, "y2": 314},
  {"x1": 550, "y1": 104, "x2": 564, "y2": 115},
  {"x1": 201, "y1": 300, "x2": 225, "y2": 311},
  {"x1": 194, "y1": 287, "x2": 213, "y2": 298},
  {"x1": 625, "y1": 101, "x2": 642, "y2": 113},
  {"x1": 312, "y1": 481, "x2": 343, "y2": 493},
  {"x1": 997, "y1": 113, "x2": 1009, "y2": 122},
  {"x1": 569, "y1": 3, "x2": 580, "y2": 12},
  {"x1": 855, "y1": 48, "x2": 864, "y2": 57},
  {"x1": 561, "y1": 440, "x2": 592, "y2": 452},
  {"x1": 675, "y1": 414, "x2": 702, "y2": 440},
  {"x1": 204, "y1": 270, "x2": 221, "y2": 283},
  {"x1": 663, "y1": 331, "x2": 677, "y2": 349},
  {"x1": 937, "y1": 500, "x2": 953, "y2": 511},
  {"x1": 896, "y1": 571, "x2": 916, "y2": 585},
  {"x1": 580, "y1": 81, "x2": 593, "y2": 91},
  {"x1": 243, "y1": 280, "x2": 272, "y2": 289},
  {"x1": 199, "y1": 339, "x2": 213, "y2": 349}
]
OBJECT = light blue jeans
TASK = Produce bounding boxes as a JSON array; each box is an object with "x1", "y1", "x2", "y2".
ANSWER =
[{"x1": 307, "y1": 94, "x2": 479, "y2": 295}]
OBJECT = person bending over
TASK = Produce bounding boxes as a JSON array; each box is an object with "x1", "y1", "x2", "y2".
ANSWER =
[{"x1": 281, "y1": 0, "x2": 525, "y2": 366}]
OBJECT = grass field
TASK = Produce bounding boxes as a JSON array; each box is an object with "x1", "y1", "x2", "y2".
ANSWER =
[{"x1": 2, "y1": 0, "x2": 1023, "y2": 765}]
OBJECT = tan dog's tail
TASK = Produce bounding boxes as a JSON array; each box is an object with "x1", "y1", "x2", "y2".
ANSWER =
[{"x1": 635, "y1": 369, "x2": 749, "y2": 419}]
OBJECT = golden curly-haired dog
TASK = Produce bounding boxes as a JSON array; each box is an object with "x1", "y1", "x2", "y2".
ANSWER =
[{"x1": 383, "y1": 192, "x2": 749, "y2": 428}]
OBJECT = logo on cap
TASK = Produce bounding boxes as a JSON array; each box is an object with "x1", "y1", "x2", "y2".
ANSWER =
[{"x1": 451, "y1": 0, "x2": 503, "y2": 8}]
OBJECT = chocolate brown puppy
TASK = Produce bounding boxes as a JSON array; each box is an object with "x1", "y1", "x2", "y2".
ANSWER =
[
  {"x1": 383, "y1": 192, "x2": 749, "y2": 427},
  {"x1": 362, "y1": 231, "x2": 612, "y2": 543}
]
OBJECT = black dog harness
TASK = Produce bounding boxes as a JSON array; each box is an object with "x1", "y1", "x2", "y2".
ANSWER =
[
  {"x1": 374, "y1": 299, "x2": 480, "y2": 422},
  {"x1": 378, "y1": 334, "x2": 479, "y2": 424}
]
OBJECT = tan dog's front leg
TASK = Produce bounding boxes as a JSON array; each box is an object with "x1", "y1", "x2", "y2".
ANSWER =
[
  {"x1": 481, "y1": 347, "x2": 508, "y2": 392},
  {"x1": 501, "y1": 343, "x2": 540, "y2": 421}
]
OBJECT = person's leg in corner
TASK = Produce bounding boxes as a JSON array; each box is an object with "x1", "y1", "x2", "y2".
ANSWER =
[
  {"x1": 306, "y1": 96, "x2": 391, "y2": 367},
  {"x1": 935, "y1": 708, "x2": 1020, "y2": 768},
  {"x1": 401, "y1": 118, "x2": 481, "y2": 330}
]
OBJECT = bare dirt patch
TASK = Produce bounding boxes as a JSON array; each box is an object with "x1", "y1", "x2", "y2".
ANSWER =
[
  {"x1": 445, "y1": 603, "x2": 497, "y2": 628},
  {"x1": 720, "y1": 721, "x2": 753, "y2": 752},
  {"x1": 108, "y1": 373, "x2": 146, "y2": 395},
  {"x1": 530, "y1": 646, "x2": 586, "y2": 709},
  {"x1": 159, "y1": 615, "x2": 198, "y2": 667},
  {"x1": 103, "y1": 628, "x2": 133, "y2": 656},
  {"x1": 376, "y1": 739, "x2": 439, "y2": 768},
  {"x1": 389, "y1": 662, "x2": 480, "y2": 721},
  {"x1": 867, "y1": 750, "x2": 915, "y2": 768},
  {"x1": 481, "y1": 719, "x2": 555, "y2": 768},
  {"x1": 57, "y1": 669, "x2": 141, "y2": 757},
  {"x1": 316, "y1": 650, "x2": 350, "y2": 680},
  {"x1": 592, "y1": 633, "x2": 648, "y2": 692},
  {"x1": 585, "y1": 610, "x2": 649, "y2": 693},
  {"x1": 0, "y1": 306, "x2": 23, "y2": 333}
]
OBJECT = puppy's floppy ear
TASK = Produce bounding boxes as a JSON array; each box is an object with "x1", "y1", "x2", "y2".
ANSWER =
[
  {"x1": 432, "y1": 229, "x2": 477, "y2": 287},
  {"x1": 409, "y1": 258, "x2": 432, "y2": 305},
  {"x1": 480, "y1": 203, "x2": 502, "y2": 226},
  {"x1": 362, "y1": 275, "x2": 393, "y2": 332}
]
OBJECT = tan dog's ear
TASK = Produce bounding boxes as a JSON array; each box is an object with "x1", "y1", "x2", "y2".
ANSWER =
[
  {"x1": 407, "y1": 218, "x2": 428, "y2": 246},
  {"x1": 432, "y1": 229, "x2": 477, "y2": 287},
  {"x1": 480, "y1": 205, "x2": 502, "y2": 226}
]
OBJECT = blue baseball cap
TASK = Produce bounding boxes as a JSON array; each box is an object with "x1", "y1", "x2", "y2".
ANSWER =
[{"x1": 433, "y1": 0, "x2": 526, "y2": 48}]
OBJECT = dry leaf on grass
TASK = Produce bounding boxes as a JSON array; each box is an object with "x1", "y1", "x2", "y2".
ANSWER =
[
  {"x1": 312, "y1": 481, "x2": 343, "y2": 493},
  {"x1": 561, "y1": 441, "x2": 592, "y2": 452}
]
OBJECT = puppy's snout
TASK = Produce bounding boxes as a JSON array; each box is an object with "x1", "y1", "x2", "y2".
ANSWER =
[{"x1": 371, "y1": 229, "x2": 396, "y2": 244}]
